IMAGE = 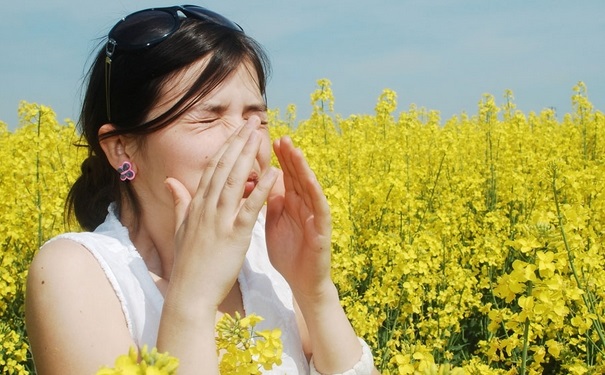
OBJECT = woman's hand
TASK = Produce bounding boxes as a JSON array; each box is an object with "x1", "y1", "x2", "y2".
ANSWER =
[
  {"x1": 164, "y1": 119, "x2": 278, "y2": 312},
  {"x1": 266, "y1": 137, "x2": 379, "y2": 375},
  {"x1": 158, "y1": 118, "x2": 278, "y2": 374},
  {"x1": 265, "y1": 136, "x2": 333, "y2": 299}
]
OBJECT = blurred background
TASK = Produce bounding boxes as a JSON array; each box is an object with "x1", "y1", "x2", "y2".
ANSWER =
[{"x1": 1, "y1": 0, "x2": 604, "y2": 129}]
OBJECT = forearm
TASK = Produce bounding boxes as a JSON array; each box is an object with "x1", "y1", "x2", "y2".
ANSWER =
[
  {"x1": 295, "y1": 282, "x2": 363, "y2": 373},
  {"x1": 156, "y1": 297, "x2": 219, "y2": 375}
]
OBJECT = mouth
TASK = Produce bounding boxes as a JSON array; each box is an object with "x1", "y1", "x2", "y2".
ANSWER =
[{"x1": 243, "y1": 171, "x2": 259, "y2": 198}]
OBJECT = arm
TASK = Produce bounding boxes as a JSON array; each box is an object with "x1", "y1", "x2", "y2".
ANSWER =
[
  {"x1": 266, "y1": 136, "x2": 380, "y2": 374},
  {"x1": 27, "y1": 119, "x2": 276, "y2": 374},
  {"x1": 26, "y1": 239, "x2": 136, "y2": 374},
  {"x1": 293, "y1": 285, "x2": 366, "y2": 371}
]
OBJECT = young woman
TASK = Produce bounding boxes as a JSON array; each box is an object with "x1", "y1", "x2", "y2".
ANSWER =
[{"x1": 25, "y1": 5, "x2": 378, "y2": 374}]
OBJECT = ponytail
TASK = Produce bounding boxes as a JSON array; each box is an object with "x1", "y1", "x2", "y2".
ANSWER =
[{"x1": 67, "y1": 152, "x2": 120, "y2": 231}]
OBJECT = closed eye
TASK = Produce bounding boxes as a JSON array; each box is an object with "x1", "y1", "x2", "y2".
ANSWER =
[{"x1": 198, "y1": 117, "x2": 219, "y2": 124}]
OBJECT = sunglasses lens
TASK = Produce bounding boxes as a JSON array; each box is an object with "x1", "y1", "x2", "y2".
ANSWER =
[
  {"x1": 181, "y1": 5, "x2": 243, "y2": 31},
  {"x1": 110, "y1": 10, "x2": 178, "y2": 50}
]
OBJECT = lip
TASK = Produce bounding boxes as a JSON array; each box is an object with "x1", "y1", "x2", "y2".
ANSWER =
[
  {"x1": 247, "y1": 171, "x2": 259, "y2": 182},
  {"x1": 243, "y1": 171, "x2": 259, "y2": 198}
]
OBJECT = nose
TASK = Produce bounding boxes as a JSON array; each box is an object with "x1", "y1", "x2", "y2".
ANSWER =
[
  {"x1": 244, "y1": 114, "x2": 262, "y2": 129},
  {"x1": 223, "y1": 114, "x2": 262, "y2": 133}
]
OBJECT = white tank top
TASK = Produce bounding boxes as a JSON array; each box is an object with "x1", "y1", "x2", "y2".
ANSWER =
[{"x1": 49, "y1": 204, "x2": 309, "y2": 374}]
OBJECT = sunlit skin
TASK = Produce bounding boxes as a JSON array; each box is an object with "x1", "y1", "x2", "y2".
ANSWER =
[
  {"x1": 24, "y1": 58, "x2": 376, "y2": 374},
  {"x1": 105, "y1": 60, "x2": 275, "y2": 289}
]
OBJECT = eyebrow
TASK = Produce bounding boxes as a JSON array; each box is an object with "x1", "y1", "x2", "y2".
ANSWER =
[
  {"x1": 197, "y1": 102, "x2": 268, "y2": 114},
  {"x1": 246, "y1": 103, "x2": 268, "y2": 113}
]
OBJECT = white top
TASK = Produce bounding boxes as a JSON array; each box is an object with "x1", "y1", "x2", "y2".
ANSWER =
[{"x1": 48, "y1": 204, "x2": 309, "y2": 374}]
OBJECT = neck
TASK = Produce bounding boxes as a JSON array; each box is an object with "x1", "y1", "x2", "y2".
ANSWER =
[
  {"x1": 119, "y1": 199, "x2": 175, "y2": 280},
  {"x1": 119, "y1": 199, "x2": 245, "y2": 316}
]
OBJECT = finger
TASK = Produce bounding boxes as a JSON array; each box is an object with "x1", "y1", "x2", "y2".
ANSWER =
[
  {"x1": 285, "y1": 141, "x2": 332, "y2": 232},
  {"x1": 267, "y1": 168, "x2": 285, "y2": 209},
  {"x1": 265, "y1": 169, "x2": 285, "y2": 231},
  {"x1": 164, "y1": 177, "x2": 193, "y2": 235},
  {"x1": 302, "y1": 171, "x2": 332, "y2": 234},
  {"x1": 277, "y1": 137, "x2": 317, "y2": 209},
  {"x1": 236, "y1": 167, "x2": 279, "y2": 229},
  {"x1": 193, "y1": 122, "x2": 257, "y2": 212},
  {"x1": 272, "y1": 138, "x2": 292, "y2": 193},
  {"x1": 217, "y1": 128, "x2": 263, "y2": 212},
  {"x1": 274, "y1": 137, "x2": 304, "y2": 196},
  {"x1": 193, "y1": 123, "x2": 246, "y2": 199}
]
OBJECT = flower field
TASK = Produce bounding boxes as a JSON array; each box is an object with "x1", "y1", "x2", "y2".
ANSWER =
[{"x1": 1, "y1": 81, "x2": 604, "y2": 374}]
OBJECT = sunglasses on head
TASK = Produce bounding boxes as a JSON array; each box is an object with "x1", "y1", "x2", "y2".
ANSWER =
[{"x1": 104, "y1": 5, "x2": 243, "y2": 121}]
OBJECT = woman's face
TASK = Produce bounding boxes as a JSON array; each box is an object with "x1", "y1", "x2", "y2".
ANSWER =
[{"x1": 128, "y1": 59, "x2": 271, "y2": 209}]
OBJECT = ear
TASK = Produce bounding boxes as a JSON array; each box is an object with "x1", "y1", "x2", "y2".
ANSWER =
[{"x1": 98, "y1": 124, "x2": 134, "y2": 171}]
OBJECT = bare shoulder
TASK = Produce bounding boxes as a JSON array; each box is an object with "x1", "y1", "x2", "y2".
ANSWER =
[
  {"x1": 27, "y1": 237, "x2": 112, "y2": 304},
  {"x1": 26, "y1": 237, "x2": 135, "y2": 374},
  {"x1": 29, "y1": 237, "x2": 98, "y2": 275}
]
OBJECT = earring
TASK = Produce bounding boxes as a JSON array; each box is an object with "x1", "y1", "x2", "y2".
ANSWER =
[{"x1": 117, "y1": 161, "x2": 136, "y2": 181}]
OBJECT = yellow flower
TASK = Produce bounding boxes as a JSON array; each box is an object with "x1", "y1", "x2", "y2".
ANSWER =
[
  {"x1": 6, "y1": 83, "x2": 605, "y2": 374},
  {"x1": 536, "y1": 251, "x2": 556, "y2": 278},
  {"x1": 96, "y1": 345, "x2": 179, "y2": 375},
  {"x1": 216, "y1": 312, "x2": 283, "y2": 373}
]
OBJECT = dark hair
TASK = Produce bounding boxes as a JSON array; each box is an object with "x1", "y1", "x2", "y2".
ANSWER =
[{"x1": 68, "y1": 15, "x2": 271, "y2": 231}]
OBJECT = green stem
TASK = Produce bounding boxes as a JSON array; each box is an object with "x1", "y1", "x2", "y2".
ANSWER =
[
  {"x1": 378, "y1": 275, "x2": 408, "y2": 370},
  {"x1": 412, "y1": 152, "x2": 446, "y2": 240},
  {"x1": 36, "y1": 106, "x2": 43, "y2": 249},
  {"x1": 520, "y1": 282, "x2": 532, "y2": 375},
  {"x1": 487, "y1": 266, "x2": 518, "y2": 362}
]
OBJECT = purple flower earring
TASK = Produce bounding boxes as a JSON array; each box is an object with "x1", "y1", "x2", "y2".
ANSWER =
[{"x1": 117, "y1": 161, "x2": 136, "y2": 181}]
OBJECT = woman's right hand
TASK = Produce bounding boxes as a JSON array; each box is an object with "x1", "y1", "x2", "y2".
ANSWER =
[
  {"x1": 157, "y1": 118, "x2": 278, "y2": 374},
  {"x1": 163, "y1": 118, "x2": 278, "y2": 314}
]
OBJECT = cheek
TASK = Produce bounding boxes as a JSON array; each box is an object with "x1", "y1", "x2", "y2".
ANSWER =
[
  {"x1": 174, "y1": 153, "x2": 211, "y2": 190},
  {"x1": 177, "y1": 143, "x2": 225, "y2": 190}
]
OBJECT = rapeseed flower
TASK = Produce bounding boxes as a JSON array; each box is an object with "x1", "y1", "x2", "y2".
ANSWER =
[{"x1": 4, "y1": 81, "x2": 605, "y2": 374}]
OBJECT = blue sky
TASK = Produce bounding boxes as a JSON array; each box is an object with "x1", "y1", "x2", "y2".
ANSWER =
[{"x1": 1, "y1": 1, "x2": 604, "y2": 129}]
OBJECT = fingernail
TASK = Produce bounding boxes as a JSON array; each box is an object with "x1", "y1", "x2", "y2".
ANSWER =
[{"x1": 164, "y1": 179, "x2": 173, "y2": 193}]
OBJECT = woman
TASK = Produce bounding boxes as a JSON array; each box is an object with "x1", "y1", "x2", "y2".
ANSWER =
[{"x1": 25, "y1": 5, "x2": 378, "y2": 374}]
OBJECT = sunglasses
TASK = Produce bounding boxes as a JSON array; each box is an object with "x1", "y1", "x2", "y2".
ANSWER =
[{"x1": 104, "y1": 5, "x2": 243, "y2": 121}]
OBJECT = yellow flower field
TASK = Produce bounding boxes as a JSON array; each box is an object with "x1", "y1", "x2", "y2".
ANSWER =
[{"x1": 1, "y1": 81, "x2": 604, "y2": 374}]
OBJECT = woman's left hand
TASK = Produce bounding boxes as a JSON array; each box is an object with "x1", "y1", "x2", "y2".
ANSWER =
[
  {"x1": 267, "y1": 137, "x2": 381, "y2": 375},
  {"x1": 265, "y1": 136, "x2": 333, "y2": 299}
]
